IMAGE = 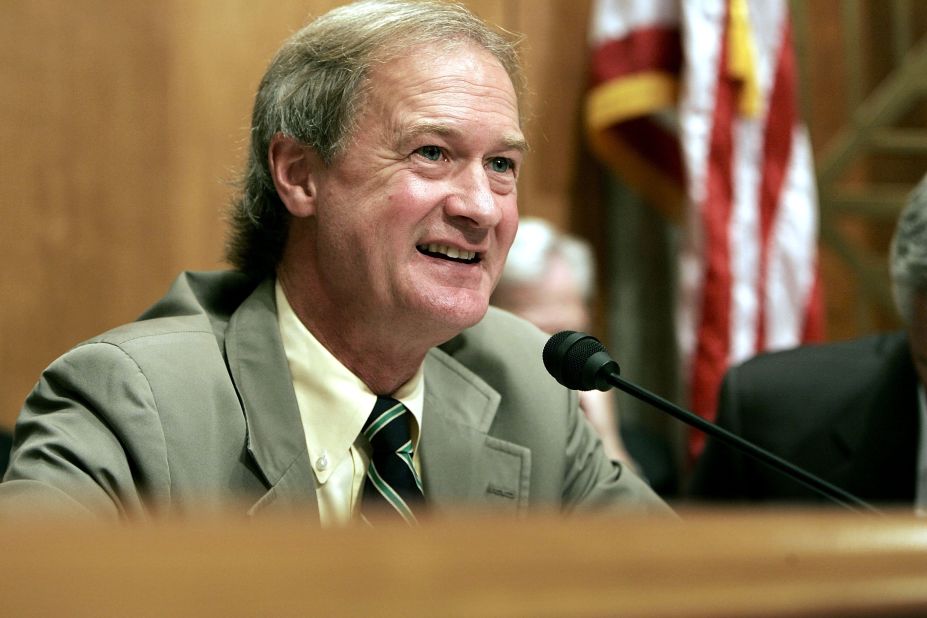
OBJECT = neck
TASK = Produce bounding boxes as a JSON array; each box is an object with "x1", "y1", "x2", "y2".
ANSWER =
[
  {"x1": 312, "y1": 324, "x2": 428, "y2": 395},
  {"x1": 276, "y1": 266, "x2": 437, "y2": 396}
]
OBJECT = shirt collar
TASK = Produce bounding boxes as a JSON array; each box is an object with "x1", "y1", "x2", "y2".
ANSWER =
[{"x1": 274, "y1": 280, "x2": 424, "y2": 483}]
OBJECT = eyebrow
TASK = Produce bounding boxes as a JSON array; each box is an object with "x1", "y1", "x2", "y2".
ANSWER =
[{"x1": 400, "y1": 121, "x2": 529, "y2": 153}]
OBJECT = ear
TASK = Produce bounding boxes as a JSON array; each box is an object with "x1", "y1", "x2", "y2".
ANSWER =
[{"x1": 268, "y1": 133, "x2": 320, "y2": 218}]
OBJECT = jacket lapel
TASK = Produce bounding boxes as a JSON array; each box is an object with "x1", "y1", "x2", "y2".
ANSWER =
[
  {"x1": 223, "y1": 278, "x2": 531, "y2": 518},
  {"x1": 224, "y1": 278, "x2": 319, "y2": 520},
  {"x1": 420, "y1": 346, "x2": 531, "y2": 516}
]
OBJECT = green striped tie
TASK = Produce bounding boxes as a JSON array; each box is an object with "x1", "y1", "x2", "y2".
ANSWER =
[{"x1": 361, "y1": 396, "x2": 424, "y2": 524}]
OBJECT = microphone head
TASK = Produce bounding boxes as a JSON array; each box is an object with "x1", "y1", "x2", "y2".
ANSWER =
[{"x1": 543, "y1": 330, "x2": 620, "y2": 391}]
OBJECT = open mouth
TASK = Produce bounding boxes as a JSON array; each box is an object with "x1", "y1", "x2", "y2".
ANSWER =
[{"x1": 416, "y1": 243, "x2": 481, "y2": 264}]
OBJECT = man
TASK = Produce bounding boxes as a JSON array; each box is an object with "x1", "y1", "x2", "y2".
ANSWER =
[
  {"x1": 2, "y1": 0, "x2": 667, "y2": 523},
  {"x1": 690, "y1": 174, "x2": 927, "y2": 510}
]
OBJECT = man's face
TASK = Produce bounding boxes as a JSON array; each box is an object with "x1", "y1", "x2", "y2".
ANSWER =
[{"x1": 308, "y1": 42, "x2": 525, "y2": 341}]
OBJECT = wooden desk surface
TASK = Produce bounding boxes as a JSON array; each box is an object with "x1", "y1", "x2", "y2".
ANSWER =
[{"x1": 1, "y1": 508, "x2": 925, "y2": 617}]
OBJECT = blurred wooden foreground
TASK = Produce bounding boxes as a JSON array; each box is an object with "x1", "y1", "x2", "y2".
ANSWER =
[{"x1": 1, "y1": 509, "x2": 925, "y2": 617}]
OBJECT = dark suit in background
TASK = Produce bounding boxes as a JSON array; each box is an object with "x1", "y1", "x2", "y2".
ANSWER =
[
  {"x1": 689, "y1": 332, "x2": 919, "y2": 506},
  {"x1": 0, "y1": 430, "x2": 10, "y2": 476}
]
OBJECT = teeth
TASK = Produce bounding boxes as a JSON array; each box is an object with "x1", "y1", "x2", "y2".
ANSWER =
[{"x1": 420, "y1": 243, "x2": 476, "y2": 261}]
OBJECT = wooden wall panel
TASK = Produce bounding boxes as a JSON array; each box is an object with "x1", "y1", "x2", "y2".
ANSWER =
[
  {"x1": 160, "y1": 0, "x2": 339, "y2": 269},
  {"x1": 0, "y1": 1, "x2": 337, "y2": 428},
  {"x1": 2, "y1": 2, "x2": 176, "y2": 428},
  {"x1": 511, "y1": 0, "x2": 594, "y2": 231}
]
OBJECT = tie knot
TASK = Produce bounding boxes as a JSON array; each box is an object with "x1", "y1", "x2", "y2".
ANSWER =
[{"x1": 364, "y1": 396, "x2": 412, "y2": 451}]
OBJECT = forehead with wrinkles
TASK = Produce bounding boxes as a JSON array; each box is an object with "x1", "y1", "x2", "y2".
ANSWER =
[
  {"x1": 358, "y1": 42, "x2": 524, "y2": 149},
  {"x1": 363, "y1": 38, "x2": 524, "y2": 125}
]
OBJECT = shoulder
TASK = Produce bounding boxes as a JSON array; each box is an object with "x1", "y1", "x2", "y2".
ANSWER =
[
  {"x1": 435, "y1": 307, "x2": 573, "y2": 429},
  {"x1": 79, "y1": 270, "x2": 262, "y2": 347},
  {"x1": 451, "y1": 305, "x2": 548, "y2": 351},
  {"x1": 733, "y1": 331, "x2": 908, "y2": 381},
  {"x1": 438, "y1": 306, "x2": 554, "y2": 391},
  {"x1": 47, "y1": 271, "x2": 266, "y2": 387},
  {"x1": 721, "y1": 331, "x2": 910, "y2": 423}
]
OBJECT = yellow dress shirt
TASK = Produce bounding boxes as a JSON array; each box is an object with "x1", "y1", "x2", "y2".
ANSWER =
[{"x1": 275, "y1": 281, "x2": 424, "y2": 526}]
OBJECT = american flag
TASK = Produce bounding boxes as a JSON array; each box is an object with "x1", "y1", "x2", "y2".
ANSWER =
[{"x1": 586, "y1": 0, "x2": 824, "y2": 461}]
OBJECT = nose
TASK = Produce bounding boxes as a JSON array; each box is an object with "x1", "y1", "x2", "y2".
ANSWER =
[{"x1": 444, "y1": 163, "x2": 502, "y2": 228}]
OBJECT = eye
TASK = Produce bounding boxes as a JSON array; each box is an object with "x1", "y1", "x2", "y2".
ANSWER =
[
  {"x1": 415, "y1": 145, "x2": 444, "y2": 161},
  {"x1": 488, "y1": 157, "x2": 515, "y2": 174}
]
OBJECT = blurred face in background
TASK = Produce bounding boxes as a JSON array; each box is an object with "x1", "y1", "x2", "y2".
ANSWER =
[{"x1": 492, "y1": 251, "x2": 590, "y2": 334}]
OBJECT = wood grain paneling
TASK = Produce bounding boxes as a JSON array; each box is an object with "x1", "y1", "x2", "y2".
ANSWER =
[
  {"x1": 509, "y1": 0, "x2": 593, "y2": 230},
  {"x1": 1, "y1": 509, "x2": 926, "y2": 616},
  {"x1": 2, "y1": 2, "x2": 177, "y2": 427},
  {"x1": 0, "y1": 1, "x2": 324, "y2": 427}
]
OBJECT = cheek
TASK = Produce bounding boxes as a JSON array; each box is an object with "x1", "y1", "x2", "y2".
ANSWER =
[
  {"x1": 496, "y1": 201, "x2": 520, "y2": 251},
  {"x1": 388, "y1": 175, "x2": 442, "y2": 215}
]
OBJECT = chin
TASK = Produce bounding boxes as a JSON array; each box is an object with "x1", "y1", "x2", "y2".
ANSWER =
[{"x1": 419, "y1": 293, "x2": 489, "y2": 335}]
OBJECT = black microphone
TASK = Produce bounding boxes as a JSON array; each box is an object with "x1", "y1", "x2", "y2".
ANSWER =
[{"x1": 543, "y1": 330, "x2": 882, "y2": 515}]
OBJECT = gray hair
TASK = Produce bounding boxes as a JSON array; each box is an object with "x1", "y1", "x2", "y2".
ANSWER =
[
  {"x1": 497, "y1": 217, "x2": 596, "y2": 300},
  {"x1": 890, "y1": 174, "x2": 927, "y2": 324},
  {"x1": 225, "y1": 0, "x2": 525, "y2": 276}
]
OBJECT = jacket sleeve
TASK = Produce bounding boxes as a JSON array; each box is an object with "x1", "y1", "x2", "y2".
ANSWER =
[
  {"x1": 561, "y1": 388, "x2": 673, "y2": 515},
  {"x1": 1, "y1": 341, "x2": 171, "y2": 520}
]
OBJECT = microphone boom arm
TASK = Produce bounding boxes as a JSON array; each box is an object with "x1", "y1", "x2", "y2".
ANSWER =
[{"x1": 605, "y1": 371, "x2": 881, "y2": 515}]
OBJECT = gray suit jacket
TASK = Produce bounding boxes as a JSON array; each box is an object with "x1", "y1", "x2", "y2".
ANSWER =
[{"x1": 3, "y1": 271, "x2": 667, "y2": 520}]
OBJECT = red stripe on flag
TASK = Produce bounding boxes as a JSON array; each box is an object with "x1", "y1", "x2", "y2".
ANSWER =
[
  {"x1": 589, "y1": 26, "x2": 682, "y2": 83},
  {"x1": 753, "y1": 16, "x2": 797, "y2": 351},
  {"x1": 689, "y1": 6, "x2": 737, "y2": 461}
]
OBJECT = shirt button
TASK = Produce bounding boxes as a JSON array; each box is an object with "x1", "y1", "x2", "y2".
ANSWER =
[{"x1": 316, "y1": 453, "x2": 329, "y2": 471}]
